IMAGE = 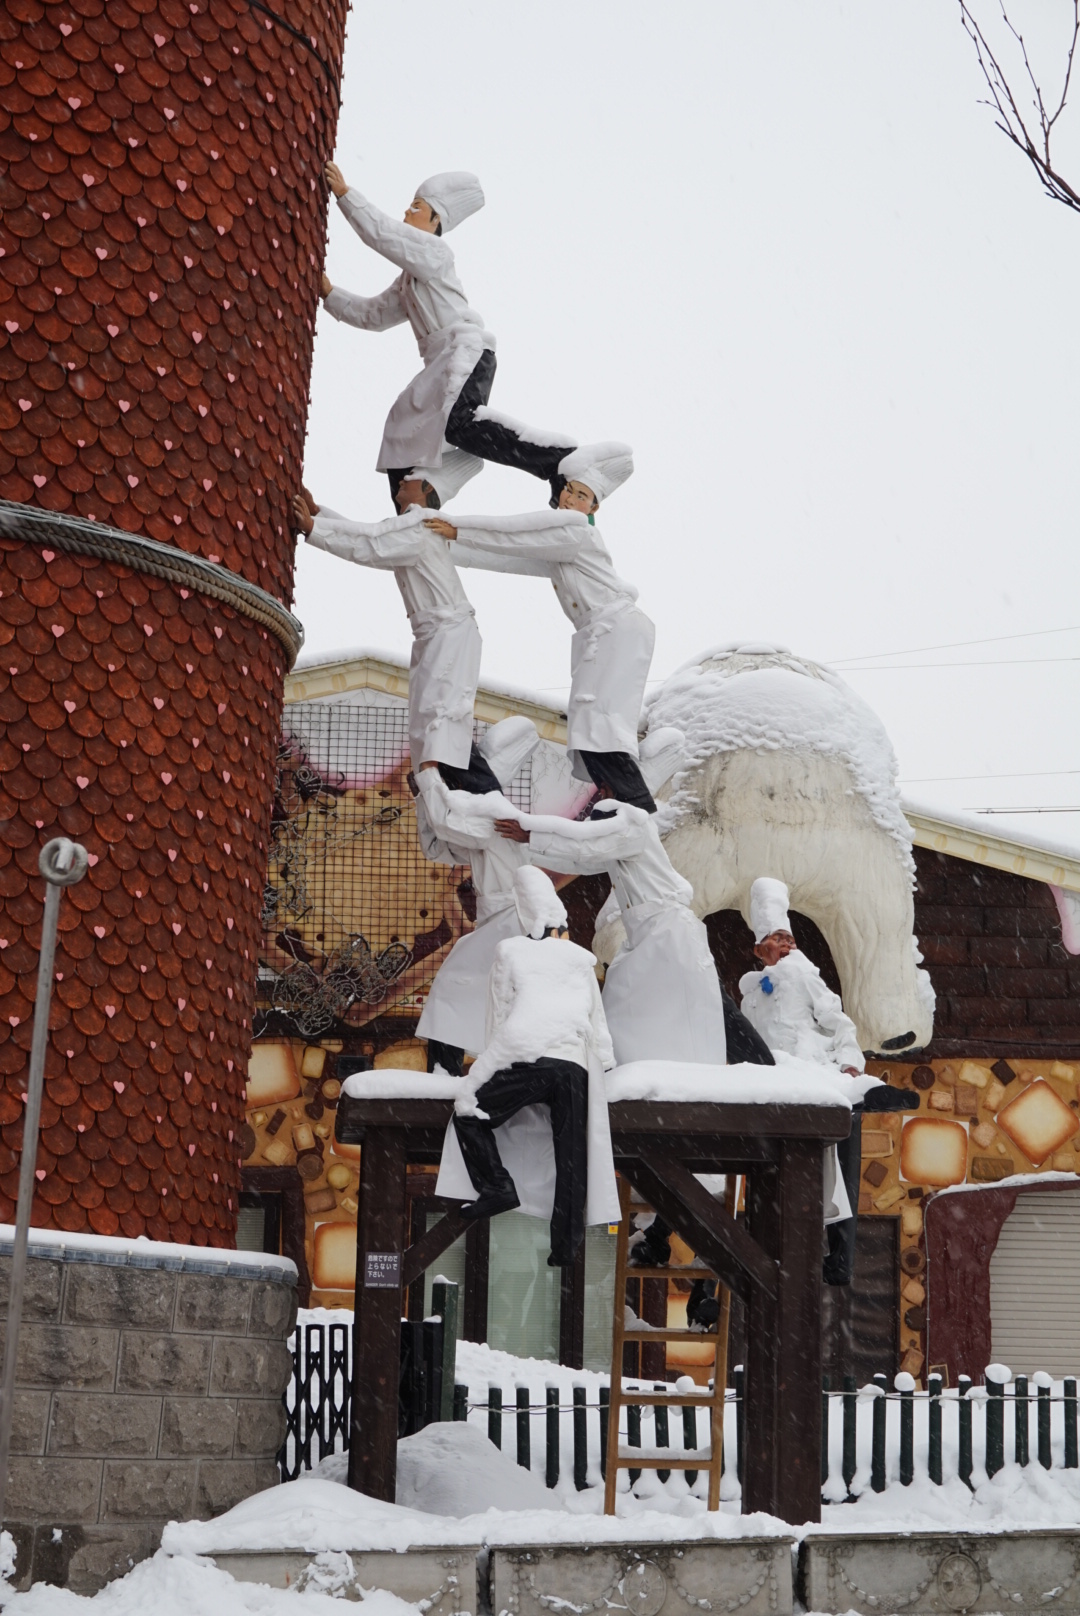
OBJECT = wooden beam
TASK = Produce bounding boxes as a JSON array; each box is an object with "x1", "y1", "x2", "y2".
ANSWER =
[
  {"x1": 622, "y1": 1149, "x2": 777, "y2": 1302},
  {"x1": 348, "y1": 1128, "x2": 408, "y2": 1501},
  {"x1": 401, "y1": 1207, "x2": 472, "y2": 1290},
  {"x1": 610, "y1": 1101, "x2": 851, "y2": 1140},
  {"x1": 742, "y1": 1141, "x2": 825, "y2": 1524}
]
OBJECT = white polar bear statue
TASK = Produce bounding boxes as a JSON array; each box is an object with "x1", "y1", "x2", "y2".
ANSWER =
[{"x1": 597, "y1": 644, "x2": 934, "y2": 1056}]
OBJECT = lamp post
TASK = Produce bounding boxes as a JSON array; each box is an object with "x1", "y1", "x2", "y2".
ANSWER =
[{"x1": 0, "y1": 838, "x2": 88, "y2": 1529}]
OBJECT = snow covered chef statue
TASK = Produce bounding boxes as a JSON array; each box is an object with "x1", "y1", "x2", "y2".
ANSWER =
[
  {"x1": 739, "y1": 877, "x2": 862, "y2": 1283},
  {"x1": 436, "y1": 867, "x2": 620, "y2": 1268},
  {"x1": 320, "y1": 163, "x2": 579, "y2": 504},
  {"x1": 426, "y1": 443, "x2": 658, "y2": 811},
  {"x1": 494, "y1": 729, "x2": 728, "y2": 1066},
  {"x1": 412, "y1": 716, "x2": 541, "y2": 1075},
  {"x1": 291, "y1": 450, "x2": 485, "y2": 776}
]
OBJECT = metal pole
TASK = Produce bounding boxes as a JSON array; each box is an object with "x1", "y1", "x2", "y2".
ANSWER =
[{"x1": 0, "y1": 837, "x2": 87, "y2": 1529}]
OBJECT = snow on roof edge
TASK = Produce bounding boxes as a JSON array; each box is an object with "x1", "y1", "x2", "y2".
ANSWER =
[{"x1": 903, "y1": 796, "x2": 1080, "y2": 886}]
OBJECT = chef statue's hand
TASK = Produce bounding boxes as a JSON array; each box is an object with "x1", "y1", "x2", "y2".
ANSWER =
[
  {"x1": 325, "y1": 162, "x2": 348, "y2": 198},
  {"x1": 495, "y1": 818, "x2": 529, "y2": 843},
  {"x1": 841, "y1": 1066, "x2": 861, "y2": 1077},
  {"x1": 320, "y1": 272, "x2": 333, "y2": 298},
  {"x1": 301, "y1": 484, "x2": 320, "y2": 515},
  {"x1": 291, "y1": 493, "x2": 314, "y2": 536},
  {"x1": 424, "y1": 518, "x2": 458, "y2": 541}
]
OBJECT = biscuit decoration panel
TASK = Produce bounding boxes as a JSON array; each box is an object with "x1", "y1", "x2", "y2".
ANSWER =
[
  {"x1": 861, "y1": 1057, "x2": 1080, "y2": 1380},
  {"x1": 0, "y1": 0, "x2": 350, "y2": 1238}
]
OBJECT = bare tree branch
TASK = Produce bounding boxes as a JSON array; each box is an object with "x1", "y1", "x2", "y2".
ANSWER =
[{"x1": 959, "y1": 0, "x2": 1080, "y2": 212}]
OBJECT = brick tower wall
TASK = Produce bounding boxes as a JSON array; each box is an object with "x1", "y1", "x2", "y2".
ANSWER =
[{"x1": 0, "y1": 0, "x2": 348, "y2": 1241}]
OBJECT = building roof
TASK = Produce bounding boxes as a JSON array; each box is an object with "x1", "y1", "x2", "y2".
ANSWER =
[
  {"x1": 285, "y1": 647, "x2": 569, "y2": 743},
  {"x1": 903, "y1": 798, "x2": 1080, "y2": 896},
  {"x1": 286, "y1": 650, "x2": 1080, "y2": 895}
]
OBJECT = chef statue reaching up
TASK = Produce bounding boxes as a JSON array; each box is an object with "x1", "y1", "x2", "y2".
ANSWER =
[
  {"x1": 321, "y1": 163, "x2": 580, "y2": 507},
  {"x1": 425, "y1": 442, "x2": 657, "y2": 813},
  {"x1": 291, "y1": 450, "x2": 485, "y2": 778},
  {"x1": 435, "y1": 867, "x2": 620, "y2": 1269},
  {"x1": 410, "y1": 716, "x2": 541, "y2": 1076}
]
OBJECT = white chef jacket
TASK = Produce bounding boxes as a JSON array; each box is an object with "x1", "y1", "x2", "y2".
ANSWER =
[
  {"x1": 414, "y1": 776, "x2": 529, "y2": 1055},
  {"x1": 307, "y1": 507, "x2": 480, "y2": 770},
  {"x1": 323, "y1": 190, "x2": 495, "y2": 472},
  {"x1": 524, "y1": 803, "x2": 727, "y2": 1066},
  {"x1": 453, "y1": 512, "x2": 655, "y2": 767},
  {"x1": 739, "y1": 950, "x2": 865, "y2": 1074}
]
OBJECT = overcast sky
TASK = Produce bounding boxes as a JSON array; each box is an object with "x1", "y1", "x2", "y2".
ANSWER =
[{"x1": 296, "y1": 1, "x2": 1080, "y2": 845}]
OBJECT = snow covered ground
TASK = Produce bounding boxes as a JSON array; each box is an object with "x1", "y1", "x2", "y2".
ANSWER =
[{"x1": 8, "y1": 1335, "x2": 1080, "y2": 1608}]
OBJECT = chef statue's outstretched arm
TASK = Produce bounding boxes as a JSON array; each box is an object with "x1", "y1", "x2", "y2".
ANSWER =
[
  {"x1": 325, "y1": 161, "x2": 457, "y2": 281},
  {"x1": 290, "y1": 493, "x2": 427, "y2": 570}
]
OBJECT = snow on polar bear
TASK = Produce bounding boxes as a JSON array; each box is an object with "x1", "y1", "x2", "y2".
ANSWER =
[{"x1": 602, "y1": 643, "x2": 934, "y2": 1056}]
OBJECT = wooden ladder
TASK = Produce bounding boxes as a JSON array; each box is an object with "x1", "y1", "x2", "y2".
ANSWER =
[{"x1": 603, "y1": 1173, "x2": 735, "y2": 1513}]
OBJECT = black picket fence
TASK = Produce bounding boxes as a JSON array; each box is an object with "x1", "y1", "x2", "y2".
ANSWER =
[
  {"x1": 280, "y1": 1323, "x2": 1080, "y2": 1497},
  {"x1": 279, "y1": 1315, "x2": 744, "y2": 1488},
  {"x1": 822, "y1": 1370, "x2": 1080, "y2": 1497}
]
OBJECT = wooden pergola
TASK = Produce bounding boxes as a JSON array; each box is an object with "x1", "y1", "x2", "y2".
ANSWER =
[{"x1": 334, "y1": 1088, "x2": 850, "y2": 1526}]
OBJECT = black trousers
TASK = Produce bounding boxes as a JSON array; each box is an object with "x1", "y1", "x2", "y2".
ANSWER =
[
  {"x1": 823, "y1": 1084, "x2": 918, "y2": 1286},
  {"x1": 389, "y1": 351, "x2": 574, "y2": 506},
  {"x1": 453, "y1": 1057, "x2": 588, "y2": 1267},
  {"x1": 427, "y1": 1039, "x2": 465, "y2": 1078},
  {"x1": 721, "y1": 989, "x2": 776, "y2": 1067},
  {"x1": 447, "y1": 351, "x2": 575, "y2": 484}
]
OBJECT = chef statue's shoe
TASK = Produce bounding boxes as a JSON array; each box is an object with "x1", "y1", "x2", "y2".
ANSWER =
[
  {"x1": 461, "y1": 1185, "x2": 520, "y2": 1222},
  {"x1": 686, "y1": 1279, "x2": 720, "y2": 1331},
  {"x1": 629, "y1": 1219, "x2": 672, "y2": 1268}
]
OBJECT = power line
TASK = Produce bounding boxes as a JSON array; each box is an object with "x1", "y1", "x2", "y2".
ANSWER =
[
  {"x1": 830, "y1": 623, "x2": 1080, "y2": 666},
  {"x1": 902, "y1": 768, "x2": 1080, "y2": 783},
  {"x1": 968, "y1": 806, "x2": 1080, "y2": 815},
  {"x1": 844, "y1": 656, "x2": 1080, "y2": 670}
]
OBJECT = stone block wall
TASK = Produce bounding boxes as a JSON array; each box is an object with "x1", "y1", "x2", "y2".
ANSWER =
[
  {"x1": 1, "y1": 1232, "x2": 296, "y2": 1593},
  {"x1": 913, "y1": 850, "x2": 1080, "y2": 1057}
]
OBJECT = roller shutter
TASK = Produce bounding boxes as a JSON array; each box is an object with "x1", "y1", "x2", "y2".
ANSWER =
[{"x1": 989, "y1": 1189, "x2": 1080, "y2": 1377}]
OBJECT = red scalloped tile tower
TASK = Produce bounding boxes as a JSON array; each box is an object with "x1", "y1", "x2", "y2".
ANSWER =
[{"x1": 0, "y1": 0, "x2": 348, "y2": 1241}]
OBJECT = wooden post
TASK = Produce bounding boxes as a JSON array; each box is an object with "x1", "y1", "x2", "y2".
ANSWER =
[
  {"x1": 348, "y1": 1128, "x2": 408, "y2": 1498},
  {"x1": 743, "y1": 1140, "x2": 825, "y2": 1522}
]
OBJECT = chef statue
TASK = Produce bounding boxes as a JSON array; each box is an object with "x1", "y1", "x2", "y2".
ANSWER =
[
  {"x1": 291, "y1": 450, "x2": 485, "y2": 776},
  {"x1": 425, "y1": 443, "x2": 657, "y2": 811},
  {"x1": 321, "y1": 163, "x2": 579, "y2": 504},
  {"x1": 411, "y1": 716, "x2": 541, "y2": 1075},
  {"x1": 738, "y1": 878, "x2": 864, "y2": 1285},
  {"x1": 493, "y1": 729, "x2": 727, "y2": 1066},
  {"x1": 435, "y1": 867, "x2": 620, "y2": 1268}
]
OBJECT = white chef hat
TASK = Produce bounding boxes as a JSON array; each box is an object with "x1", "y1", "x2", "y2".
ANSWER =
[
  {"x1": 514, "y1": 866, "x2": 567, "y2": 940},
  {"x1": 479, "y1": 716, "x2": 539, "y2": 789},
  {"x1": 639, "y1": 726, "x2": 686, "y2": 795},
  {"x1": 416, "y1": 171, "x2": 485, "y2": 232},
  {"x1": 408, "y1": 448, "x2": 483, "y2": 508},
  {"x1": 750, "y1": 877, "x2": 792, "y2": 944},
  {"x1": 556, "y1": 442, "x2": 634, "y2": 504}
]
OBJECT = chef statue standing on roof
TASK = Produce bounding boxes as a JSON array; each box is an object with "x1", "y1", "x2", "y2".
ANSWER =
[
  {"x1": 410, "y1": 716, "x2": 541, "y2": 1076},
  {"x1": 321, "y1": 163, "x2": 580, "y2": 506},
  {"x1": 739, "y1": 877, "x2": 866, "y2": 1284},
  {"x1": 436, "y1": 867, "x2": 620, "y2": 1268},
  {"x1": 426, "y1": 443, "x2": 658, "y2": 811}
]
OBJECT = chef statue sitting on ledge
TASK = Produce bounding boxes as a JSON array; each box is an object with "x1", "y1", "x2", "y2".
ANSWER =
[
  {"x1": 435, "y1": 866, "x2": 620, "y2": 1268},
  {"x1": 738, "y1": 876, "x2": 916, "y2": 1286}
]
